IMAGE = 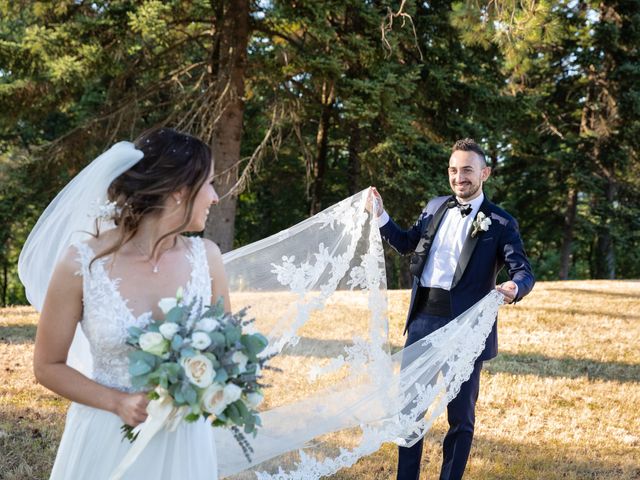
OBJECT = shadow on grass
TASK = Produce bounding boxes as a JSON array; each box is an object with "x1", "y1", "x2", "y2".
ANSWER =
[
  {"x1": 1, "y1": 401, "x2": 637, "y2": 480},
  {"x1": 485, "y1": 351, "x2": 640, "y2": 383},
  {"x1": 462, "y1": 433, "x2": 638, "y2": 480},
  {"x1": 0, "y1": 324, "x2": 37, "y2": 344},
  {"x1": 282, "y1": 336, "x2": 369, "y2": 358},
  {"x1": 544, "y1": 287, "x2": 640, "y2": 300},
  {"x1": 528, "y1": 305, "x2": 640, "y2": 320},
  {"x1": 319, "y1": 428, "x2": 639, "y2": 480},
  {"x1": 269, "y1": 337, "x2": 640, "y2": 385}
]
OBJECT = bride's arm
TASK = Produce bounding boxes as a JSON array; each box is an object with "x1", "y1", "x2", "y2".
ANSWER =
[
  {"x1": 203, "y1": 239, "x2": 231, "y2": 313},
  {"x1": 33, "y1": 247, "x2": 149, "y2": 426}
]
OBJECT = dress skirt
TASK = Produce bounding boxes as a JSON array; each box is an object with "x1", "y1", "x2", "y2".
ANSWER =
[{"x1": 50, "y1": 402, "x2": 218, "y2": 479}]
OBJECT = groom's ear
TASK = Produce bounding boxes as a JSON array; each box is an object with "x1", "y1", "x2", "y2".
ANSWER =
[{"x1": 481, "y1": 166, "x2": 491, "y2": 182}]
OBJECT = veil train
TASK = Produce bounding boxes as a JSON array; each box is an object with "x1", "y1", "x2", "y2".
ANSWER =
[{"x1": 218, "y1": 188, "x2": 503, "y2": 479}]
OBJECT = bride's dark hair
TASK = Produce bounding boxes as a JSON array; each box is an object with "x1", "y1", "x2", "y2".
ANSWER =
[{"x1": 91, "y1": 127, "x2": 212, "y2": 265}]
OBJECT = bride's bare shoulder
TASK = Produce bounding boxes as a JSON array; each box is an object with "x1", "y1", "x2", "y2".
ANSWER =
[
  {"x1": 200, "y1": 237, "x2": 222, "y2": 258},
  {"x1": 58, "y1": 230, "x2": 121, "y2": 268},
  {"x1": 83, "y1": 229, "x2": 120, "y2": 252}
]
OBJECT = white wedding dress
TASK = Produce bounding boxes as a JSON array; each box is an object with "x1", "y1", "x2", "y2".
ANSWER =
[{"x1": 49, "y1": 237, "x2": 218, "y2": 480}]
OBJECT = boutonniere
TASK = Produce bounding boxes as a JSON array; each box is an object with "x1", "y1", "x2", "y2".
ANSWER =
[{"x1": 471, "y1": 211, "x2": 492, "y2": 238}]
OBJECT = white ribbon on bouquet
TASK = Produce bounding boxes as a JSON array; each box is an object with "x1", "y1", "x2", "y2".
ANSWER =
[{"x1": 109, "y1": 388, "x2": 188, "y2": 480}]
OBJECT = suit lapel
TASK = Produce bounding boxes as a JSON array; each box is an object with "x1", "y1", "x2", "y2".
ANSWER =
[
  {"x1": 451, "y1": 198, "x2": 492, "y2": 289},
  {"x1": 409, "y1": 198, "x2": 451, "y2": 278}
]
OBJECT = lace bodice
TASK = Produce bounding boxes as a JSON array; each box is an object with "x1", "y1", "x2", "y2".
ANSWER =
[{"x1": 73, "y1": 237, "x2": 212, "y2": 392}]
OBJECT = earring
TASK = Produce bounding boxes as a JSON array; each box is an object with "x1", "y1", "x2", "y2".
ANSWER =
[{"x1": 176, "y1": 199, "x2": 181, "y2": 205}]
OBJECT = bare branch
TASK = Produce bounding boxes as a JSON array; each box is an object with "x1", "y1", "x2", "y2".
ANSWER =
[
  {"x1": 380, "y1": 0, "x2": 424, "y2": 61},
  {"x1": 218, "y1": 105, "x2": 283, "y2": 200}
]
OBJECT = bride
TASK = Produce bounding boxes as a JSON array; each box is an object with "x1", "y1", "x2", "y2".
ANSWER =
[{"x1": 23, "y1": 128, "x2": 229, "y2": 479}]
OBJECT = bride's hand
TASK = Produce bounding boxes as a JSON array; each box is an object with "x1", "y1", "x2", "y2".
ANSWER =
[{"x1": 115, "y1": 392, "x2": 149, "y2": 427}]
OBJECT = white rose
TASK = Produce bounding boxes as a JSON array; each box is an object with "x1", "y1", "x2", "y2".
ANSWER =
[
  {"x1": 158, "y1": 297, "x2": 178, "y2": 315},
  {"x1": 195, "y1": 318, "x2": 220, "y2": 332},
  {"x1": 222, "y1": 383, "x2": 243, "y2": 405},
  {"x1": 159, "y1": 322, "x2": 179, "y2": 340},
  {"x1": 201, "y1": 384, "x2": 226, "y2": 416},
  {"x1": 181, "y1": 354, "x2": 215, "y2": 388},
  {"x1": 139, "y1": 332, "x2": 169, "y2": 356},
  {"x1": 191, "y1": 331, "x2": 212, "y2": 350},
  {"x1": 231, "y1": 351, "x2": 249, "y2": 373},
  {"x1": 246, "y1": 392, "x2": 264, "y2": 408}
]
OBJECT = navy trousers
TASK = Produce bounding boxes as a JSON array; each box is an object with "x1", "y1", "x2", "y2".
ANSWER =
[{"x1": 397, "y1": 312, "x2": 483, "y2": 480}]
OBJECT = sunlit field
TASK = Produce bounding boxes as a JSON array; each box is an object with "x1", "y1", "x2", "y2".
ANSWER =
[{"x1": 1, "y1": 281, "x2": 639, "y2": 479}]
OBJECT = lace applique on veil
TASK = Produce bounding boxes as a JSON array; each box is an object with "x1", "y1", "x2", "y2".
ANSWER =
[{"x1": 216, "y1": 190, "x2": 503, "y2": 479}]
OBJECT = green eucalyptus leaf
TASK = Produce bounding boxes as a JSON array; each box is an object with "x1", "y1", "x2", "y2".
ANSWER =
[
  {"x1": 163, "y1": 362, "x2": 181, "y2": 381},
  {"x1": 214, "y1": 369, "x2": 228, "y2": 384},
  {"x1": 203, "y1": 352, "x2": 220, "y2": 368},
  {"x1": 173, "y1": 389, "x2": 185, "y2": 405},
  {"x1": 129, "y1": 359, "x2": 152, "y2": 376},
  {"x1": 226, "y1": 403, "x2": 242, "y2": 426},
  {"x1": 235, "y1": 399, "x2": 252, "y2": 424},
  {"x1": 127, "y1": 326, "x2": 144, "y2": 338},
  {"x1": 131, "y1": 373, "x2": 150, "y2": 389},
  {"x1": 180, "y1": 347, "x2": 196, "y2": 358},
  {"x1": 181, "y1": 383, "x2": 198, "y2": 405},
  {"x1": 224, "y1": 326, "x2": 241, "y2": 346},
  {"x1": 209, "y1": 332, "x2": 226, "y2": 347},
  {"x1": 171, "y1": 334, "x2": 184, "y2": 351},
  {"x1": 165, "y1": 307, "x2": 183, "y2": 324}
]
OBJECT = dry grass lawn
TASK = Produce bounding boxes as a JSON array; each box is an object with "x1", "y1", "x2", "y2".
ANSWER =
[{"x1": 1, "y1": 280, "x2": 639, "y2": 479}]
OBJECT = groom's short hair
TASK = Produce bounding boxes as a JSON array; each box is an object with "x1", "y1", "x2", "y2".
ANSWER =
[{"x1": 452, "y1": 138, "x2": 487, "y2": 166}]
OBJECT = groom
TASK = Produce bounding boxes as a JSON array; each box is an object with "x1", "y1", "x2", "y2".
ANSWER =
[{"x1": 371, "y1": 138, "x2": 534, "y2": 480}]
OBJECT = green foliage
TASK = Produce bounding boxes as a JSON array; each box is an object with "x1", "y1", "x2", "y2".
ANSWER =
[
  {"x1": 1, "y1": 0, "x2": 638, "y2": 296},
  {"x1": 240, "y1": 333, "x2": 268, "y2": 362}
]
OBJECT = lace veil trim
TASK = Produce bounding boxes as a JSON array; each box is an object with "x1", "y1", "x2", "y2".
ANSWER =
[{"x1": 216, "y1": 189, "x2": 503, "y2": 479}]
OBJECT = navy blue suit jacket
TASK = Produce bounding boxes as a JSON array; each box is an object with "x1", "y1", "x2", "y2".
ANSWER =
[{"x1": 380, "y1": 195, "x2": 535, "y2": 360}]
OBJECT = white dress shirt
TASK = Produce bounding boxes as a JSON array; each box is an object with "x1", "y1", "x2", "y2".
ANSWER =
[
  {"x1": 377, "y1": 193, "x2": 484, "y2": 290},
  {"x1": 378, "y1": 192, "x2": 519, "y2": 298},
  {"x1": 420, "y1": 193, "x2": 484, "y2": 289}
]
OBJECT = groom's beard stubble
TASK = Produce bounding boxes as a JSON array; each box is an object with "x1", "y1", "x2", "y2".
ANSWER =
[{"x1": 453, "y1": 181, "x2": 481, "y2": 201}]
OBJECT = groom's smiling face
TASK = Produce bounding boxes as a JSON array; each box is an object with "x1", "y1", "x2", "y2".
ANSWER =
[{"x1": 448, "y1": 150, "x2": 491, "y2": 201}]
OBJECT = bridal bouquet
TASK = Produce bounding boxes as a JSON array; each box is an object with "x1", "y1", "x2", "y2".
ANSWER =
[{"x1": 123, "y1": 288, "x2": 269, "y2": 460}]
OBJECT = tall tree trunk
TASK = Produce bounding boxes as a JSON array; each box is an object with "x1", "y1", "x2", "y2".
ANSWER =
[
  {"x1": 347, "y1": 122, "x2": 360, "y2": 196},
  {"x1": 595, "y1": 177, "x2": 616, "y2": 279},
  {"x1": 1, "y1": 261, "x2": 7, "y2": 307},
  {"x1": 559, "y1": 185, "x2": 578, "y2": 280},
  {"x1": 345, "y1": 4, "x2": 362, "y2": 197},
  {"x1": 310, "y1": 80, "x2": 335, "y2": 215},
  {"x1": 205, "y1": 0, "x2": 249, "y2": 253}
]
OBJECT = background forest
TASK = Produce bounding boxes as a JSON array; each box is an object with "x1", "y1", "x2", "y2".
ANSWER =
[{"x1": 1, "y1": 0, "x2": 639, "y2": 305}]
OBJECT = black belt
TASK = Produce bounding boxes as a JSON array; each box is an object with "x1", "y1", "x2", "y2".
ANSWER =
[{"x1": 414, "y1": 286, "x2": 452, "y2": 317}]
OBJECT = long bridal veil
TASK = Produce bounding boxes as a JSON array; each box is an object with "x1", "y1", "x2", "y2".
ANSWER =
[
  {"x1": 217, "y1": 188, "x2": 503, "y2": 479},
  {"x1": 17, "y1": 141, "x2": 501, "y2": 479}
]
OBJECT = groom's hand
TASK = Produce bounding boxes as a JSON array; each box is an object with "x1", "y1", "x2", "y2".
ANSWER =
[
  {"x1": 496, "y1": 281, "x2": 517, "y2": 304},
  {"x1": 366, "y1": 187, "x2": 384, "y2": 217}
]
